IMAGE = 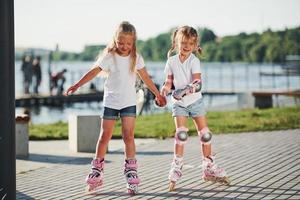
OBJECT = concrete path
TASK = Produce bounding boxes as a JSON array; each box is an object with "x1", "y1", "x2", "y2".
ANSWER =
[{"x1": 16, "y1": 129, "x2": 300, "y2": 199}]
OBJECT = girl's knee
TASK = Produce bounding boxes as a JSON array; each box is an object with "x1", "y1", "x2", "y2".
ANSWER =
[
  {"x1": 99, "y1": 130, "x2": 112, "y2": 144},
  {"x1": 122, "y1": 131, "x2": 135, "y2": 144}
]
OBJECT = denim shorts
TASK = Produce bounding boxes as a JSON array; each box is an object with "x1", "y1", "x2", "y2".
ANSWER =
[
  {"x1": 172, "y1": 98, "x2": 206, "y2": 117},
  {"x1": 102, "y1": 105, "x2": 136, "y2": 120}
]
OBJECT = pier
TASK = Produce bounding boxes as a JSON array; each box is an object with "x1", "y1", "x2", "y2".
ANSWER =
[
  {"x1": 15, "y1": 88, "x2": 300, "y2": 110},
  {"x1": 15, "y1": 90, "x2": 244, "y2": 107},
  {"x1": 15, "y1": 91, "x2": 104, "y2": 107}
]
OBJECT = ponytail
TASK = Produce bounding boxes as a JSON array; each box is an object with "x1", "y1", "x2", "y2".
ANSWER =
[{"x1": 167, "y1": 29, "x2": 178, "y2": 58}]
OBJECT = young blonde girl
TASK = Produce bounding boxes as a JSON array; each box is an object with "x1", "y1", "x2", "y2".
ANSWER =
[
  {"x1": 161, "y1": 26, "x2": 230, "y2": 191},
  {"x1": 66, "y1": 21, "x2": 166, "y2": 195}
]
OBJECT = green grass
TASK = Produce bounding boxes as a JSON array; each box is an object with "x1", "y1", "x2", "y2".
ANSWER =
[
  {"x1": 29, "y1": 121, "x2": 68, "y2": 140},
  {"x1": 29, "y1": 106, "x2": 300, "y2": 140}
]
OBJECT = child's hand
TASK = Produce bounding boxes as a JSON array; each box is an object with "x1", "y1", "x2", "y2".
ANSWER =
[
  {"x1": 155, "y1": 94, "x2": 167, "y2": 107},
  {"x1": 65, "y1": 84, "x2": 79, "y2": 96}
]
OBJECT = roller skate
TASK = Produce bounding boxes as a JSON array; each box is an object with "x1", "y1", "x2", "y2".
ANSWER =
[
  {"x1": 202, "y1": 155, "x2": 230, "y2": 185},
  {"x1": 85, "y1": 158, "x2": 104, "y2": 193},
  {"x1": 124, "y1": 158, "x2": 140, "y2": 195},
  {"x1": 168, "y1": 156, "x2": 183, "y2": 191}
]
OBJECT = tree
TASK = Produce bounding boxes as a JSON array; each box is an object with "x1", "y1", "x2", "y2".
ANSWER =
[{"x1": 198, "y1": 28, "x2": 217, "y2": 44}]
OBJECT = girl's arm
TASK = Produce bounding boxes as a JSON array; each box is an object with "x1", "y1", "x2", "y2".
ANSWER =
[
  {"x1": 137, "y1": 68, "x2": 166, "y2": 106},
  {"x1": 161, "y1": 74, "x2": 174, "y2": 96},
  {"x1": 192, "y1": 73, "x2": 201, "y2": 81},
  {"x1": 65, "y1": 66, "x2": 102, "y2": 95}
]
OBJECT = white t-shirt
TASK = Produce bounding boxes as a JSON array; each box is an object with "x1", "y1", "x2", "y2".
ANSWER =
[
  {"x1": 94, "y1": 52, "x2": 145, "y2": 109},
  {"x1": 164, "y1": 53, "x2": 202, "y2": 107}
]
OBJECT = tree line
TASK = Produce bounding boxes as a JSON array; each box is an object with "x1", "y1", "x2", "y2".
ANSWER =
[
  {"x1": 17, "y1": 26, "x2": 300, "y2": 63},
  {"x1": 137, "y1": 26, "x2": 300, "y2": 63}
]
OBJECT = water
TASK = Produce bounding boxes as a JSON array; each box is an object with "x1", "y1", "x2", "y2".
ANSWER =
[{"x1": 15, "y1": 61, "x2": 300, "y2": 124}]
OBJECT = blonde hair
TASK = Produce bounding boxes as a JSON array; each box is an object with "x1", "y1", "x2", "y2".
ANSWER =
[
  {"x1": 167, "y1": 26, "x2": 202, "y2": 58},
  {"x1": 99, "y1": 21, "x2": 137, "y2": 72}
]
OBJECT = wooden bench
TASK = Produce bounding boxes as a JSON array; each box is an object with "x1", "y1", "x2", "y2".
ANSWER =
[{"x1": 252, "y1": 91, "x2": 300, "y2": 108}]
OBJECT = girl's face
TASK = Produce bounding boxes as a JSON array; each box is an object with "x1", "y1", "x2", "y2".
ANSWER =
[
  {"x1": 178, "y1": 36, "x2": 197, "y2": 58},
  {"x1": 116, "y1": 33, "x2": 134, "y2": 56}
]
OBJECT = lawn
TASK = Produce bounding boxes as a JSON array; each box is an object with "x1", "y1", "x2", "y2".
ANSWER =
[{"x1": 29, "y1": 106, "x2": 300, "y2": 140}]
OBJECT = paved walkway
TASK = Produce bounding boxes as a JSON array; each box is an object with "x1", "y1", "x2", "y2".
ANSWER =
[{"x1": 16, "y1": 129, "x2": 300, "y2": 199}]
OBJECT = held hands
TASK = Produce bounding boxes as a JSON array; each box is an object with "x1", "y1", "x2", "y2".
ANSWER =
[
  {"x1": 65, "y1": 83, "x2": 80, "y2": 96},
  {"x1": 155, "y1": 94, "x2": 167, "y2": 107}
]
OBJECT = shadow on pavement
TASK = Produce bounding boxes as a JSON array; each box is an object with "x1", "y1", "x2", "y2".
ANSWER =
[
  {"x1": 16, "y1": 191, "x2": 35, "y2": 200},
  {"x1": 17, "y1": 153, "x2": 112, "y2": 165},
  {"x1": 108, "y1": 150, "x2": 173, "y2": 156},
  {"x1": 90, "y1": 191, "x2": 239, "y2": 199}
]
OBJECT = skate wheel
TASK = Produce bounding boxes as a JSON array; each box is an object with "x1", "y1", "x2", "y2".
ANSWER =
[
  {"x1": 85, "y1": 182, "x2": 102, "y2": 194},
  {"x1": 127, "y1": 184, "x2": 138, "y2": 195},
  {"x1": 203, "y1": 176, "x2": 216, "y2": 183},
  {"x1": 128, "y1": 189, "x2": 136, "y2": 195},
  {"x1": 169, "y1": 181, "x2": 176, "y2": 192},
  {"x1": 85, "y1": 185, "x2": 96, "y2": 194},
  {"x1": 222, "y1": 177, "x2": 231, "y2": 185}
]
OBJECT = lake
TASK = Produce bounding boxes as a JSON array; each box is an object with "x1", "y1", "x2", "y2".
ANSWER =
[{"x1": 15, "y1": 61, "x2": 300, "y2": 124}]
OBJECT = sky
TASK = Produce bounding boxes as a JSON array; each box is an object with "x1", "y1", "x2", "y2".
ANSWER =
[{"x1": 15, "y1": 0, "x2": 300, "y2": 52}]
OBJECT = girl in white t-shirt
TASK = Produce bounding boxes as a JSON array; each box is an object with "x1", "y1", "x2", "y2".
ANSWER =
[
  {"x1": 66, "y1": 21, "x2": 166, "y2": 195},
  {"x1": 161, "y1": 26, "x2": 230, "y2": 191}
]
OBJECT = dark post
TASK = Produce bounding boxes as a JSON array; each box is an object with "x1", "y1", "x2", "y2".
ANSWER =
[{"x1": 0, "y1": 0, "x2": 16, "y2": 199}]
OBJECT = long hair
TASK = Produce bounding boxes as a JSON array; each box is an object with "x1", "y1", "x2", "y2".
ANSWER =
[
  {"x1": 98, "y1": 21, "x2": 137, "y2": 72},
  {"x1": 167, "y1": 26, "x2": 202, "y2": 58}
]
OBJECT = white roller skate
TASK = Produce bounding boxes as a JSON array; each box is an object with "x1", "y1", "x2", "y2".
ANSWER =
[
  {"x1": 202, "y1": 155, "x2": 230, "y2": 185},
  {"x1": 168, "y1": 156, "x2": 183, "y2": 191},
  {"x1": 124, "y1": 158, "x2": 140, "y2": 195},
  {"x1": 85, "y1": 158, "x2": 104, "y2": 193}
]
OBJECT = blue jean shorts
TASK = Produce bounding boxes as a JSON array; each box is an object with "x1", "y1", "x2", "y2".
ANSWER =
[
  {"x1": 102, "y1": 105, "x2": 136, "y2": 120},
  {"x1": 172, "y1": 98, "x2": 206, "y2": 117}
]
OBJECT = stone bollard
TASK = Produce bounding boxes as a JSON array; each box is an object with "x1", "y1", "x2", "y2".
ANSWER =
[
  {"x1": 15, "y1": 114, "x2": 30, "y2": 158},
  {"x1": 68, "y1": 115, "x2": 101, "y2": 153}
]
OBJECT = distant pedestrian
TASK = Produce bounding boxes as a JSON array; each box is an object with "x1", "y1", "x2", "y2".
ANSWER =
[
  {"x1": 161, "y1": 26, "x2": 230, "y2": 191},
  {"x1": 32, "y1": 56, "x2": 42, "y2": 94},
  {"x1": 21, "y1": 55, "x2": 33, "y2": 94},
  {"x1": 50, "y1": 69, "x2": 67, "y2": 95},
  {"x1": 65, "y1": 21, "x2": 166, "y2": 195}
]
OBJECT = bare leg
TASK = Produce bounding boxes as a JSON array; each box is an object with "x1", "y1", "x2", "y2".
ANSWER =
[
  {"x1": 121, "y1": 116, "x2": 136, "y2": 158},
  {"x1": 192, "y1": 116, "x2": 212, "y2": 157},
  {"x1": 95, "y1": 119, "x2": 115, "y2": 159},
  {"x1": 168, "y1": 116, "x2": 188, "y2": 191},
  {"x1": 174, "y1": 116, "x2": 188, "y2": 156},
  {"x1": 121, "y1": 116, "x2": 141, "y2": 194}
]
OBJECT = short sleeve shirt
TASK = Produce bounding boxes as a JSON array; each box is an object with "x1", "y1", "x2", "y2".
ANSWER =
[
  {"x1": 164, "y1": 53, "x2": 202, "y2": 107},
  {"x1": 94, "y1": 53, "x2": 145, "y2": 109}
]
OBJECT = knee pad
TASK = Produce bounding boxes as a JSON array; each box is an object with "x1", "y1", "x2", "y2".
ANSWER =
[
  {"x1": 198, "y1": 127, "x2": 212, "y2": 145},
  {"x1": 175, "y1": 127, "x2": 189, "y2": 145}
]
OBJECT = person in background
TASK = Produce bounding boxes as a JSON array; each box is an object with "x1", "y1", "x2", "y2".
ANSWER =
[
  {"x1": 21, "y1": 55, "x2": 33, "y2": 94},
  {"x1": 50, "y1": 69, "x2": 67, "y2": 95},
  {"x1": 32, "y1": 56, "x2": 42, "y2": 94}
]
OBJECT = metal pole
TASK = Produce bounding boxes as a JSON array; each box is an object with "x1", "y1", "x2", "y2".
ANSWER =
[
  {"x1": 48, "y1": 51, "x2": 53, "y2": 93},
  {"x1": 259, "y1": 64, "x2": 262, "y2": 90},
  {"x1": 246, "y1": 64, "x2": 249, "y2": 90},
  {"x1": 272, "y1": 63, "x2": 275, "y2": 89},
  {"x1": 0, "y1": 0, "x2": 16, "y2": 199},
  {"x1": 231, "y1": 64, "x2": 235, "y2": 92}
]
